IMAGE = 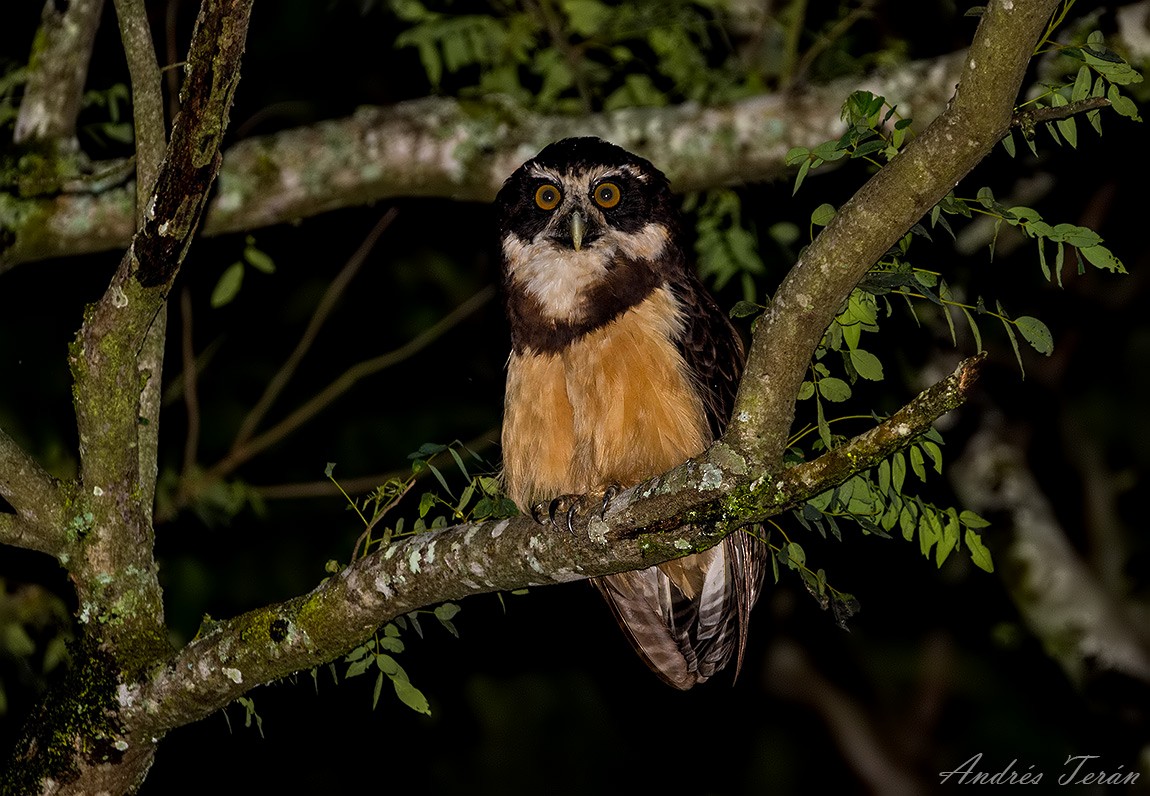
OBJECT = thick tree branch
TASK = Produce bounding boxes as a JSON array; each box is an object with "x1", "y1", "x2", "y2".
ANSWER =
[
  {"x1": 726, "y1": 0, "x2": 1060, "y2": 471},
  {"x1": 3, "y1": 2, "x2": 255, "y2": 791},
  {"x1": 0, "y1": 51, "x2": 965, "y2": 270},
  {"x1": 13, "y1": 0, "x2": 107, "y2": 148},
  {"x1": 124, "y1": 355, "x2": 981, "y2": 736},
  {"x1": 951, "y1": 418, "x2": 1150, "y2": 698},
  {"x1": 0, "y1": 426, "x2": 71, "y2": 556}
]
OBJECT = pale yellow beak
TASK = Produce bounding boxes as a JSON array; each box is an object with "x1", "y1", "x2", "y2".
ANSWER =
[{"x1": 570, "y1": 210, "x2": 586, "y2": 251}]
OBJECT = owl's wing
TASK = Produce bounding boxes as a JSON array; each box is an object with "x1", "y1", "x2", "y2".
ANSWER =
[
  {"x1": 592, "y1": 270, "x2": 767, "y2": 689},
  {"x1": 593, "y1": 533, "x2": 763, "y2": 689},
  {"x1": 667, "y1": 270, "x2": 746, "y2": 441}
]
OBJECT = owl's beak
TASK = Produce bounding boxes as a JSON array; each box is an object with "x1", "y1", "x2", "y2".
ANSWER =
[{"x1": 569, "y1": 210, "x2": 586, "y2": 251}]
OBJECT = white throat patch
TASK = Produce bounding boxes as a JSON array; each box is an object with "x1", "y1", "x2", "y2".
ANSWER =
[{"x1": 503, "y1": 222, "x2": 669, "y2": 321}]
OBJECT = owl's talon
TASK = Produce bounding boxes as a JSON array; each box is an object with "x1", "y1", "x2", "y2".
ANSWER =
[{"x1": 600, "y1": 483, "x2": 621, "y2": 517}]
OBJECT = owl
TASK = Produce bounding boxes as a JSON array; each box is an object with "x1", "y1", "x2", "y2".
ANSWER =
[{"x1": 495, "y1": 137, "x2": 765, "y2": 689}]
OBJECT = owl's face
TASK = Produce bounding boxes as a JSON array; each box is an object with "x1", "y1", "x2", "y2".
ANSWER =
[{"x1": 496, "y1": 138, "x2": 683, "y2": 325}]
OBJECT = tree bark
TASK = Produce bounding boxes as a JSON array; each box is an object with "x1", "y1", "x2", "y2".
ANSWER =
[{"x1": 1, "y1": 51, "x2": 965, "y2": 271}]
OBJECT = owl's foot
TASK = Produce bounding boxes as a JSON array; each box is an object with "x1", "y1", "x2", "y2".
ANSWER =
[{"x1": 531, "y1": 484, "x2": 620, "y2": 534}]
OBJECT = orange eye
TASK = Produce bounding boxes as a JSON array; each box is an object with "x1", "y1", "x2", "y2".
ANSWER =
[
  {"x1": 534, "y1": 184, "x2": 562, "y2": 210},
  {"x1": 593, "y1": 182, "x2": 621, "y2": 209}
]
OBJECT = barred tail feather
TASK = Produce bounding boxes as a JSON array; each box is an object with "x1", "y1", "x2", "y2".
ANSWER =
[{"x1": 593, "y1": 530, "x2": 766, "y2": 690}]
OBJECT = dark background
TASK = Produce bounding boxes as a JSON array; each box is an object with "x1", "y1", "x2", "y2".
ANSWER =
[{"x1": 2, "y1": 2, "x2": 1148, "y2": 793}]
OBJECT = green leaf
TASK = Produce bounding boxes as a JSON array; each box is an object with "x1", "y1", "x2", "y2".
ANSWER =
[
  {"x1": 919, "y1": 506, "x2": 941, "y2": 558},
  {"x1": 729, "y1": 300, "x2": 762, "y2": 318},
  {"x1": 1050, "y1": 224, "x2": 1101, "y2": 247},
  {"x1": 378, "y1": 636, "x2": 404, "y2": 653},
  {"x1": 818, "y1": 377, "x2": 851, "y2": 402},
  {"x1": 997, "y1": 301, "x2": 1025, "y2": 378},
  {"x1": 1014, "y1": 316, "x2": 1053, "y2": 355},
  {"x1": 793, "y1": 158, "x2": 812, "y2": 195},
  {"x1": 211, "y1": 262, "x2": 244, "y2": 308},
  {"x1": 899, "y1": 502, "x2": 917, "y2": 542},
  {"x1": 1079, "y1": 244, "x2": 1126, "y2": 273},
  {"x1": 960, "y1": 510, "x2": 991, "y2": 528},
  {"x1": 936, "y1": 509, "x2": 960, "y2": 567},
  {"x1": 796, "y1": 380, "x2": 815, "y2": 400},
  {"x1": 1106, "y1": 84, "x2": 1142, "y2": 120},
  {"x1": 244, "y1": 243, "x2": 276, "y2": 274},
  {"x1": 849, "y1": 348, "x2": 884, "y2": 381},
  {"x1": 426, "y1": 462, "x2": 452, "y2": 496},
  {"x1": 1000, "y1": 130, "x2": 1016, "y2": 157},
  {"x1": 561, "y1": 0, "x2": 612, "y2": 37},
  {"x1": 811, "y1": 203, "x2": 836, "y2": 226},
  {"x1": 910, "y1": 445, "x2": 926, "y2": 482},
  {"x1": 784, "y1": 146, "x2": 810, "y2": 165},
  {"x1": 1050, "y1": 92, "x2": 1077, "y2": 148},
  {"x1": 892, "y1": 451, "x2": 906, "y2": 494},
  {"x1": 418, "y1": 491, "x2": 434, "y2": 518},
  {"x1": 965, "y1": 529, "x2": 995, "y2": 572},
  {"x1": 816, "y1": 397, "x2": 831, "y2": 449},
  {"x1": 375, "y1": 653, "x2": 400, "y2": 676},
  {"x1": 1071, "y1": 65, "x2": 1092, "y2": 101},
  {"x1": 959, "y1": 306, "x2": 983, "y2": 352},
  {"x1": 372, "y1": 670, "x2": 384, "y2": 709},
  {"x1": 921, "y1": 440, "x2": 943, "y2": 474},
  {"x1": 391, "y1": 669, "x2": 432, "y2": 715},
  {"x1": 434, "y1": 602, "x2": 461, "y2": 637},
  {"x1": 785, "y1": 542, "x2": 806, "y2": 567}
]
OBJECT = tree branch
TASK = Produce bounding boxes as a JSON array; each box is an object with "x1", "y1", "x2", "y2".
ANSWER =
[
  {"x1": 231, "y1": 209, "x2": 398, "y2": 451},
  {"x1": 110, "y1": 0, "x2": 167, "y2": 213},
  {"x1": 0, "y1": 51, "x2": 966, "y2": 270},
  {"x1": 124, "y1": 354, "x2": 981, "y2": 736},
  {"x1": 0, "y1": 426, "x2": 71, "y2": 557},
  {"x1": 200, "y1": 285, "x2": 496, "y2": 484},
  {"x1": 951, "y1": 417, "x2": 1150, "y2": 698},
  {"x1": 726, "y1": 0, "x2": 1060, "y2": 471},
  {"x1": 13, "y1": 0, "x2": 107, "y2": 148}
]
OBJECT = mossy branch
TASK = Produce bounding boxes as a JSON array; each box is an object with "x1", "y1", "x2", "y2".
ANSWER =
[
  {"x1": 125, "y1": 354, "x2": 981, "y2": 735},
  {"x1": 0, "y1": 426, "x2": 71, "y2": 557},
  {"x1": 0, "y1": 51, "x2": 966, "y2": 271},
  {"x1": 14, "y1": 0, "x2": 106, "y2": 147},
  {"x1": 726, "y1": 0, "x2": 1060, "y2": 472}
]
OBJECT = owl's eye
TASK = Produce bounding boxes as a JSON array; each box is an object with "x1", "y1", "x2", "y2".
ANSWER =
[
  {"x1": 534, "y1": 184, "x2": 562, "y2": 210},
  {"x1": 593, "y1": 182, "x2": 621, "y2": 209}
]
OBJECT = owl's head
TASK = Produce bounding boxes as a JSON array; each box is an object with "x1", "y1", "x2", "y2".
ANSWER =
[{"x1": 495, "y1": 137, "x2": 685, "y2": 330}]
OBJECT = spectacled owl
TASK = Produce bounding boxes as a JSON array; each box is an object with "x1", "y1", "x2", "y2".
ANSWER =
[{"x1": 495, "y1": 137, "x2": 766, "y2": 689}]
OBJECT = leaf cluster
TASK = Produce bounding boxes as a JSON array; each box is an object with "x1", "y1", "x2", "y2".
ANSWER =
[
  {"x1": 740, "y1": 34, "x2": 1140, "y2": 609},
  {"x1": 340, "y1": 606, "x2": 460, "y2": 715},
  {"x1": 385, "y1": 0, "x2": 754, "y2": 112}
]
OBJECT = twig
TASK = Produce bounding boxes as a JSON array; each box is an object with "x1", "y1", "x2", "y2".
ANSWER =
[
  {"x1": 250, "y1": 426, "x2": 500, "y2": 500},
  {"x1": 204, "y1": 285, "x2": 497, "y2": 481},
  {"x1": 1011, "y1": 96, "x2": 1110, "y2": 134},
  {"x1": 231, "y1": 209, "x2": 398, "y2": 451},
  {"x1": 787, "y1": 0, "x2": 878, "y2": 89}
]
